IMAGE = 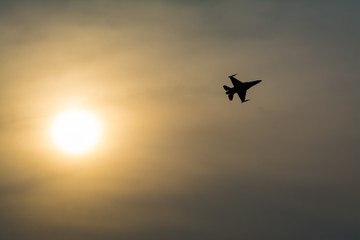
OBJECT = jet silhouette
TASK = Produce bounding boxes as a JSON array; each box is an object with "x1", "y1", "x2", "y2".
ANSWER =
[{"x1": 223, "y1": 74, "x2": 262, "y2": 103}]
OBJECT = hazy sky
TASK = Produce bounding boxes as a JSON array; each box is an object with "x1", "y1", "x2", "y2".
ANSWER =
[{"x1": 1, "y1": 1, "x2": 359, "y2": 239}]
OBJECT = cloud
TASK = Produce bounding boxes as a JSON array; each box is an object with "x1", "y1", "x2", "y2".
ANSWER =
[{"x1": 0, "y1": 1, "x2": 359, "y2": 239}]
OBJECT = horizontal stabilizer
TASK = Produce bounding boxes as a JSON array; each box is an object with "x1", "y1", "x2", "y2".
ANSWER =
[
  {"x1": 223, "y1": 85, "x2": 231, "y2": 91},
  {"x1": 228, "y1": 93, "x2": 234, "y2": 101}
]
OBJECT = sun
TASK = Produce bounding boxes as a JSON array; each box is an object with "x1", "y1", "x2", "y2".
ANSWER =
[{"x1": 51, "y1": 109, "x2": 102, "y2": 154}]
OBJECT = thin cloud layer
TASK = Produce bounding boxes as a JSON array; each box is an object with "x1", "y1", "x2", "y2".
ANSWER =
[{"x1": 1, "y1": 1, "x2": 359, "y2": 240}]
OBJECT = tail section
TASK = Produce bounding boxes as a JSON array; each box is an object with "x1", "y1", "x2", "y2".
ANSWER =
[{"x1": 223, "y1": 85, "x2": 234, "y2": 101}]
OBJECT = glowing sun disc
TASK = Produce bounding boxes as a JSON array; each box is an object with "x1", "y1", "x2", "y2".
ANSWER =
[{"x1": 51, "y1": 109, "x2": 102, "y2": 154}]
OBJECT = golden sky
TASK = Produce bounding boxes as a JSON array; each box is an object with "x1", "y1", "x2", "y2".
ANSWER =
[{"x1": 1, "y1": 1, "x2": 359, "y2": 239}]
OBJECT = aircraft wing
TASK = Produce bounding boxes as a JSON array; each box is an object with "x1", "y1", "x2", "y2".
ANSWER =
[
  {"x1": 244, "y1": 80, "x2": 262, "y2": 90},
  {"x1": 229, "y1": 75, "x2": 242, "y2": 88},
  {"x1": 237, "y1": 90, "x2": 247, "y2": 102}
]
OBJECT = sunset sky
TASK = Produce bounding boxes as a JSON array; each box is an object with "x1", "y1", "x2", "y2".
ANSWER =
[{"x1": 1, "y1": 1, "x2": 359, "y2": 239}]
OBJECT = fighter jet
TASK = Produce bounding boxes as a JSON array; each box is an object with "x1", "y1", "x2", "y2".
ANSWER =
[{"x1": 223, "y1": 74, "x2": 262, "y2": 103}]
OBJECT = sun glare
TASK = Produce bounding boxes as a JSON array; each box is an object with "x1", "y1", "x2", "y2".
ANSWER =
[{"x1": 51, "y1": 109, "x2": 102, "y2": 154}]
